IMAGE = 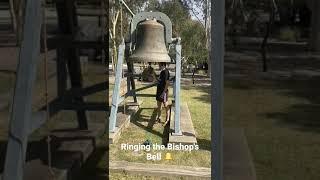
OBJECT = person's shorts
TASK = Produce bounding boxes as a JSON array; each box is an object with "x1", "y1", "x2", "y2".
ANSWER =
[{"x1": 156, "y1": 89, "x2": 168, "y2": 103}]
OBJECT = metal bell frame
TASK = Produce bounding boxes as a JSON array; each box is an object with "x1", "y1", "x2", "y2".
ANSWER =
[{"x1": 108, "y1": 12, "x2": 182, "y2": 136}]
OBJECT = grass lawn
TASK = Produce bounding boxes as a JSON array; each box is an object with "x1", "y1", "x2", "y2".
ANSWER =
[
  {"x1": 225, "y1": 78, "x2": 320, "y2": 180},
  {"x1": 108, "y1": 81, "x2": 211, "y2": 168},
  {"x1": 0, "y1": 72, "x2": 14, "y2": 94}
]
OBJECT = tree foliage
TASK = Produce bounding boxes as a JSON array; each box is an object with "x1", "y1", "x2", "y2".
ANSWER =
[{"x1": 150, "y1": 0, "x2": 208, "y2": 64}]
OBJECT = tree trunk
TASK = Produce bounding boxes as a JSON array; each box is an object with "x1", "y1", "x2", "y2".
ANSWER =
[
  {"x1": 10, "y1": 0, "x2": 25, "y2": 46},
  {"x1": 9, "y1": 0, "x2": 17, "y2": 33},
  {"x1": 109, "y1": 2, "x2": 119, "y2": 72},
  {"x1": 260, "y1": 2, "x2": 275, "y2": 72},
  {"x1": 261, "y1": 21, "x2": 271, "y2": 72},
  {"x1": 205, "y1": 0, "x2": 211, "y2": 77}
]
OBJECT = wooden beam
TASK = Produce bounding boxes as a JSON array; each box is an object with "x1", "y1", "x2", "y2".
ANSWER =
[
  {"x1": 47, "y1": 35, "x2": 108, "y2": 49},
  {"x1": 56, "y1": 0, "x2": 89, "y2": 130},
  {"x1": 56, "y1": 48, "x2": 68, "y2": 97}
]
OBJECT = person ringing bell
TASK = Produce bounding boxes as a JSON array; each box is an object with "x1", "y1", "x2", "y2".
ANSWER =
[{"x1": 156, "y1": 62, "x2": 170, "y2": 124}]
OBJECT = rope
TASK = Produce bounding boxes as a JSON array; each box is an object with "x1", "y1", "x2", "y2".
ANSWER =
[{"x1": 42, "y1": 1, "x2": 55, "y2": 179}]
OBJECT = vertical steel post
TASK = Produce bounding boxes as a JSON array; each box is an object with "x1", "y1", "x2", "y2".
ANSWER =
[
  {"x1": 212, "y1": 0, "x2": 225, "y2": 179},
  {"x1": 173, "y1": 42, "x2": 182, "y2": 135},
  {"x1": 108, "y1": 41, "x2": 125, "y2": 132},
  {"x1": 56, "y1": 0, "x2": 88, "y2": 130},
  {"x1": 3, "y1": 0, "x2": 42, "y2": 179}
]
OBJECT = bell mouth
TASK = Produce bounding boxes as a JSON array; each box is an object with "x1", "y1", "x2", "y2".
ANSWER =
[{"x1": 129, "y1": 52, "x2": 171, "y2": 63}]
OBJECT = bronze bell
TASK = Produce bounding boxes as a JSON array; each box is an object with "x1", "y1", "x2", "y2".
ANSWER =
[{"x1": 129, "y1": 19, "x2": 171, "y2": 63}]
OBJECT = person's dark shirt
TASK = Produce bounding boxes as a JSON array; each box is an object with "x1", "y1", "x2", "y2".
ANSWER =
[{"x1": 157, "y1": 68, "x2": 170, "y2": 91}]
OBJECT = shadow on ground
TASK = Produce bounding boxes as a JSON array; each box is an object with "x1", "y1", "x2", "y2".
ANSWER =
[
  {"x1": 226, "y1": 76, "x2": 320, "y2": 133},
  {"x1": 131, "y1": 108, "x2": 170, "y2": 145},
  {"x1": 196, "y1": 138, "x2": 211, "y2": 151},
  {"x1": 77, "y1": 145, "x2": 108, "y2": 180},
  {"x1": 264, "y1": 77, "x2": 320, "y2": 132},
  {"x1": 181, "y1": 85, "x2": 211, "y2": 105}
]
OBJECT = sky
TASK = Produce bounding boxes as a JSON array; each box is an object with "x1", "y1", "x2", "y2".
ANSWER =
[
  {"x1": 188, "y1": 1, "x2": 205, "y2": 23},
  {"x1": 139, "y1": 0, "x2": 205, "y2": 24}
]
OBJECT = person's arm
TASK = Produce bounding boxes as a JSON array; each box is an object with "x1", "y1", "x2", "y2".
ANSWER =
[
  {"x1": 160, "y1": 80, "x2": 169, "y2": 99},
  {"x1": 164, "y1": 80, "x2": 169, "y2": 91},
  {"x1": 163, "y1": 70, "x2": 170, "y2": 92}
]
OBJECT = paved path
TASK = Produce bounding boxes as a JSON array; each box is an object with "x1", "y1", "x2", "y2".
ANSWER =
[{"x1": 110, "y1": 161, "x2": 211, "y2": 179}]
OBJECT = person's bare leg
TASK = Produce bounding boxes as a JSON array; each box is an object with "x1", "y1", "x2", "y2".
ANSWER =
[
  {"x1": 156, "y1": 101, "x2": 162, "y2": 122},
  {"x1": 165, "y1": 102, "x2": 170, "y2": 122}
]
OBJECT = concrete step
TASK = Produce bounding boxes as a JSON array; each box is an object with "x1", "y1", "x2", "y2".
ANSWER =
[
  {"x1": 109, "y1": 101, "x2": 142, "y2": 144},
  {"x1": 224, "y1": 128, "x2": 256, "y2": 180},
  {"x1": 169, "y1": 103, "x2": 197, "y2": 145},
  {"x1": 1, "y1": 123, "x2": 105, "y2": 180}
]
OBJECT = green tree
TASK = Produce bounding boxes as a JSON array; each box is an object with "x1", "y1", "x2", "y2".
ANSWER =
[
  {"x1": 181, "y1": 19, "x2": 208, "y2": 64},
  {"x1": 150, "y1": 0, "x2": 190, "y2": 37},
  {"x1": 153, "y1": 0, "x2": 208, "y2": 65},
  {"x1": 109, "y1": 0, "x2": 147, "y2": 70}
]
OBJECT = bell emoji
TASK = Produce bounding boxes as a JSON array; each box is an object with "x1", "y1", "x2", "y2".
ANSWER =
[{"x1": 165, "y1": 153, "x2": 172, "y2": 160}]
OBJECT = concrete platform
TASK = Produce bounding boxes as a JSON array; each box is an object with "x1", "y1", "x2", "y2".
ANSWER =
[
  {"x1": 0, "y1": 123, "x2": 105, "y2": 180},
  {"x1": 169, "y1": 103, "x2": 197, "y2": 144},
  {"x1": 109, "y1": 101, "x2": 142, "y2": 144},
  {"x1": 224, "y1": 128, "x2": 256, "y2": 180}
]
